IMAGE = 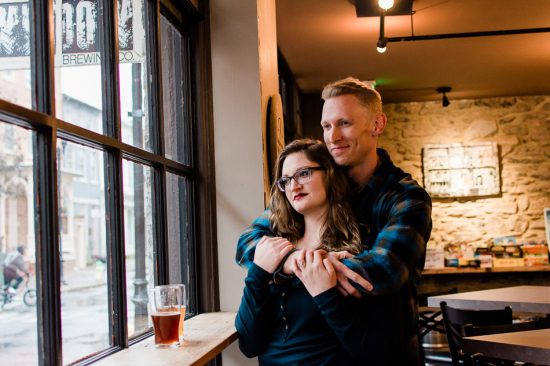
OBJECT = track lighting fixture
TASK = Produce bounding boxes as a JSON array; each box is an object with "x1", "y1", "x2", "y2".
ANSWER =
[
  {"x1": 377, "y1": 3, "x2": 387, "y2": 54},
  {"x1": 354, "y1": 0, "x2": 550, "y2": 53},
  {"x1": 436, "y1": 87, "x2": 451, "y2": 107},
  {"x1": 377, "y1": 40, "x2": 387, "y2": 53}
]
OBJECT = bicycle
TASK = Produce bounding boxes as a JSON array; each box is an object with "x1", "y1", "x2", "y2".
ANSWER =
[{"x1": 1, "y1": 276, "x2": 36, "y2": 309}]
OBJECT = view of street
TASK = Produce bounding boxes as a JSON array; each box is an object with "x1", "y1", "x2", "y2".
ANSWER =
[
  {"x1": 0, "y1": 293, "x2": 38, "y2": 365},
  {"x1": 0, "y1": 262, "x2": 149, "y2": 365},
  {"x1": 1, "y1": 285, "x2": 109, "y2": 365}
]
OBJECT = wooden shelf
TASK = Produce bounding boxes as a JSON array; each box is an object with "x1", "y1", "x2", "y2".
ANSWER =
[
  {"x1": 423, "y1": 266, "x2": 550, "y2": 275},
  {"x1": 96, "y1": 312, "x2": 238, "y2": 366}
]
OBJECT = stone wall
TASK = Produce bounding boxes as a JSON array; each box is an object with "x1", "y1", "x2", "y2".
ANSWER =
[{"x1": 379, "y1": 95, "x2": 550, "y2": 249}]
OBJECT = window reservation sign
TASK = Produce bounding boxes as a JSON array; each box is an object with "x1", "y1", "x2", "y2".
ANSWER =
[{"x1": 0, "y1": 0, "x2": 144, "y2": 69}]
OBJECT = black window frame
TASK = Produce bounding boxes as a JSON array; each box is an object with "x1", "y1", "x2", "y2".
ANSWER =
[{"x1": 0, "y1": 0, "x2": 217, "y2": 365}]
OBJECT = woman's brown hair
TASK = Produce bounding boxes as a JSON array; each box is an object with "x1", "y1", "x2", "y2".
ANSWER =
[{"x1": 269, "y1": 139, "x2": 362, "y2": 254}]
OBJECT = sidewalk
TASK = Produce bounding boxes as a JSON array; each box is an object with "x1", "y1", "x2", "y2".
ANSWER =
[
  {"x1": 24, "y1": 260, "x2": 137, "y2": 294},
  {"x1": 61, "y1": 263, "x2": 106, "y2": 293}
]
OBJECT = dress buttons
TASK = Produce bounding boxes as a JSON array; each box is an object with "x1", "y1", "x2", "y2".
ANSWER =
[
  {"x1": 282, "y1": 316, "x2": 287, "y2": 321},
  {"x1": 285, "y1": 325, "x2": 289, "y2": 330},
  {"x1": 282, "y1": 292, "x2": 286, "y2": 296},
  {"x1": 280, "y1": 305, "x2": 284, "y2": 309}
]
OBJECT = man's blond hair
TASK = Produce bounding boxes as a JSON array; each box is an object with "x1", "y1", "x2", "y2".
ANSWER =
[{"x1": 321, "y1": 77, "x2": 382, "y2": 114}]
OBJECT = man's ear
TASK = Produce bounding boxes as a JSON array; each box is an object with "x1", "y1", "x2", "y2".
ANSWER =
[{"x1": 372, "y1": 113, "x2": 387, "y2": 136}]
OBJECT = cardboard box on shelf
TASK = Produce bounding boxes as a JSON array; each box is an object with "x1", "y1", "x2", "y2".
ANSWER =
[
  {"x1": 493, "y1": 258, "x2": 525, "y2": 267},
  {"x1": 458, "y1": 258, "x2": 480, "y2": 267},
  {"x1": 522, "y1": 243, "x2": 549, "y2": 266},
  {"x1": 524, "y1": 257, "x2": 549, "y2": 266},
  {"x1": 477, "y1": 254, "x2": 493, "y2": 268},
  {"x1": 425, "y1": 248, "x2": 445, "y2": 269}
]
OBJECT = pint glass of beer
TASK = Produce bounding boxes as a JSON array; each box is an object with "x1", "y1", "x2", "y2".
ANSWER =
[{"x1": 149, "y1": 286, "x2": 181, "y2": 348}]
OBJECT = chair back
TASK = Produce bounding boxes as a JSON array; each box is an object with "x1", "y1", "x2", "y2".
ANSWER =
[
  {"x1": 439, "y1": 301, "x2": 513, "y2": 366},
  {"x1": 418, "y1": 288, "x2": 458, "y2": 364}
]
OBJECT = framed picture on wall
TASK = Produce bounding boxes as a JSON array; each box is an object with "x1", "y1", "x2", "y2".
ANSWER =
[{"x1": 422, "y1": 142, "x2": 500, "y2": 198}]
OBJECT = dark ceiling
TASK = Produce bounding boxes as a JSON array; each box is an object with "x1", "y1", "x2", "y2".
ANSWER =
[{"x1": 276, "y1": 0, "x2": 550, "y2": 103}]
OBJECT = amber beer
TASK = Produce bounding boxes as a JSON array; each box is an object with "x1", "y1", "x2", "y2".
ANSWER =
[
  {"x1": 149, "y1": 286, "x2": 182, "y2": 348},
  {"x1": 152, "y1": 312, "x2": 181, "y2": 346},
  {"x1": 178, "y1": 306, "x2": 187, "y2": 340}
]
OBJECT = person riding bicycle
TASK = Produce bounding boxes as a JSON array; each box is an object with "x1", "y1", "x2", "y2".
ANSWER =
[{"x1": 3, "y1": 245, "x2": 29, "y2": 294}]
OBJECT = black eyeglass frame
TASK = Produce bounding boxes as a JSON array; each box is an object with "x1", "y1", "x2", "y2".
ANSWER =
[{"x1": 276, "y1": 166, "x2": 325, "y2": 192}]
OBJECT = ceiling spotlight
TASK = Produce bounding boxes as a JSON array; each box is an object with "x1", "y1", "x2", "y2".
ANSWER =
[
  {"x1": 378, "y1": 0, "x2": 394, "y2": 10},
  {"x1": 377, "y1": 4, "x2": 387, "y2": 53},
  {"x1": 376, "y1": 40, "x2": 387, "y2": 53},
  {"x1": 436, "y1": 86, "x2": 452, "y2": 107}
]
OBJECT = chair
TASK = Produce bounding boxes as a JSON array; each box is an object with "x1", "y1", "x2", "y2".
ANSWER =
[
  {"x1": 418, "y1": 289, "x2": 458, "y2": 338},
  {"x1": 418, "y1": 288, "x2": 457, "y2": 365},
  {"x1": 439, "y1": 301, "x2": 513, "y2": 366}
]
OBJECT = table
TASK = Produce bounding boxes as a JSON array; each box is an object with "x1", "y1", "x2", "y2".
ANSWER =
[
  {"x1": 419, "y1": 266, "x2": 550, "y2": 295},
  {"x1": 427, "y1": 285, "x2": 550, "y2": 313},
  {"x1": 96, "y1": 312, "x2": 238, "y2": 366},
  {"x1": 462, "y1": 328, "x2": 550, "y2": 365}
]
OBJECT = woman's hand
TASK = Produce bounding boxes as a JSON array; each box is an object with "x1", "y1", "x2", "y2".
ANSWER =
[
  {"x1": 293, "y1": 249, "x2": 336, "y2": 297},
  {"x1": 253, "y1": 236, "x2": 295, "y2": 273},
  {"x1": 326, "y1": 250, "x2": 354, "y2": 260}
]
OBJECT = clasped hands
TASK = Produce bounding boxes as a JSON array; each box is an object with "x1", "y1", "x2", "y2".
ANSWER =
[{"x1": 253, "y1": 236, "x2": 373, "y2": 298}]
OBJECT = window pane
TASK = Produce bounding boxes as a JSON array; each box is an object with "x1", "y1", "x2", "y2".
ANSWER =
[
  {"x1": 161, "y1": 16, "x2": 191, "y2": 165},
  {"x1": 54, "y1": 1, "x2": 104, "y2": 132},
  {"x1": 166, "y1": 173, "x2": 190, "y2": 288},
  {"x1": 122, "y1": 159, "x2": 154, "y2": 338},
  {"x1": 119, "y1": 0, "x2": 151, "y2": 151},
  {"x1": 57, "y1": 140, "x2": 108, "y2": 364},
  {"x1": 0, "y1": 122, "x2": 38, "y2": 364},
  {"x1": 0, "y1": 1, "x2": 32, "y2": 109}
]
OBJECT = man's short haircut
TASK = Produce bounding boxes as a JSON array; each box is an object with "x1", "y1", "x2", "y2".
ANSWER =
[
  {"x1": 16, "y1": 245, "x2": 25, "y2": 254},
  {"x1": 321, "y1": 77, "x2": 383, "y2": 114}
]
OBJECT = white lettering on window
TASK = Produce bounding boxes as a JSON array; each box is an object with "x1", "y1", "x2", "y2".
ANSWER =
[{"x1": 75, "y1": 1, "x2": 96, "y2": 51}]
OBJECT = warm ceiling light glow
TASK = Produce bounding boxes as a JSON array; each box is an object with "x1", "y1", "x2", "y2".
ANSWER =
[{"x1": 378, "y1": 0, "x2": 394, "y2": 10}]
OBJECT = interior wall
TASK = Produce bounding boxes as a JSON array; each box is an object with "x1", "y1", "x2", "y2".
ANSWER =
[
  {"x1": 300, "y1": 94, "x2": 550, "y2": 248},
  {"x1": 379, "y1": 95, "x2": 550, "y2": 249},
  {"x1": 210, "y1": 0, "x2": 279, "y2": 365},
  {"x1": 299, "y1": 94, "x2": 549, "y2": 248}
]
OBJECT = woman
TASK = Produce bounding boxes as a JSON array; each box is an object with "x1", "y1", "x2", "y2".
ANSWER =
[{"x1": 235, "y1": 139, "x2": 394, "y2": 365}]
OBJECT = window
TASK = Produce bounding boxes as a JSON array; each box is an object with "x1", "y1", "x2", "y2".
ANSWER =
[
  {"x1": 0, "y1": 122, "x2": 37, "y2": 365},
  {"x1": 122, "y1": 159, "x2": 154, "y2": 338},
  {"x1": 0, "y1": 0, "x2": 213, "y2": 365},
  {"x1": 58, "y1": 140, "x2": 109, "y2": 364},
  {"x1": 161, "y1": 15, "x2": 192, "y2": 165},
  {"x1": 0, "y1": 0, "x2": 32, "y2": 109}
]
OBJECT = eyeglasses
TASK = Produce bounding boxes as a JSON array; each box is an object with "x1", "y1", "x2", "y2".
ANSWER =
[{"x1": 276, "y1": 166, "x2": 325, "y2": 192}]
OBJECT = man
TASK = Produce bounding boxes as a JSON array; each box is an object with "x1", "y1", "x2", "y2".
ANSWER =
[
  {"x1": 3, "y1": 245, "x2": 29, "y2": 293},
  {"x1": 236, "y1": 77, "x2": 432, "y2": 364}
]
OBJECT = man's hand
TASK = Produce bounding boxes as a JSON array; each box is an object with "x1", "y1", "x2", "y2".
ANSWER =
[
  {"x1": 326, "y1": 255, "x2": 373, "y2": 298},
  {"x1": 253, "y1": 236, "x2": 294, "y2": 273},
  {"x1": 293, "y1": 250, "x2": 336, "y2": 297}
]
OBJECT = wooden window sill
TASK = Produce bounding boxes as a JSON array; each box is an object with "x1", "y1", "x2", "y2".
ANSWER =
[{"x1": 95, "y1": 312, "x2": 238, "y2": 366}]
